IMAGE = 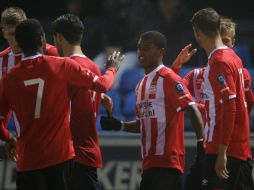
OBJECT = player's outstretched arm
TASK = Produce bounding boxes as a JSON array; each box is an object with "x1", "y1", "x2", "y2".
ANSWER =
[
  {"x1": 171, "y1": 44, "x2": 197, "y2": 74},
  {"x1": 100, "y1": 114, "x2": 140, "y2": 133},
  {"x1": 66, "y1": 51, "x2": 124, "y2": 92},
  {"x1": 186, "y1": 104, "x2": 205, "y2": 161}
]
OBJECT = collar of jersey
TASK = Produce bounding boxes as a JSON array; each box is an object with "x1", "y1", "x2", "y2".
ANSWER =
[
  {"x1": 69, "y1": 53, "x2": 86, "y2": 58},
  {"x1": 208, "y1": 45, "x2": 227, "y2": 60},
  {"x1": 145, "y1": 64, "x2": 164, "y2": 77},
  {"x1": 22, "y1": 53, "x2": 42, "y2": 61},
  {"x1": 10, "y1": 50, "x2": 23, "y2": 57}
]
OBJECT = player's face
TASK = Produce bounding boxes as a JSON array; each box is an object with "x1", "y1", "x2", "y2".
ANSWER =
[
  {"x1": 221, "y1": 30, "x2": 235, "y2": 48},
  {"x1": 53, "y1": 34, "x2": 64, "y2": 57},
  {"x1": 2, "y1": 24, "x2": 20, "y2": 52},
  {"x1": 137, "y1": 38, "x2": 163, "y2": 69}
]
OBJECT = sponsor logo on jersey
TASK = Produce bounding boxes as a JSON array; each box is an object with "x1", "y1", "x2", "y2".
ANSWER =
[{"x1": 149, "y1": 84, "x2": 157, "y2": 95}]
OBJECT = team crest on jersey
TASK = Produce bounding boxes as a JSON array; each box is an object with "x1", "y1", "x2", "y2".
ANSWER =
[
  {"x1": 217, "y1": 74, "x2": 226, "y2": 85},
  {"x1": 175, "y1": 83, "x2": 184, "y2": 93},
  {"x1": 149, "y1": 84, "x2": 157, "y2": 94}
]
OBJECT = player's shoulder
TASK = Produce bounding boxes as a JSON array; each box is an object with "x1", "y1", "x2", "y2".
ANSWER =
[
  {"x1": 71, "y1": 55, "x2": 101, "y2": 75},
  {"x1": 157, "y1": 66, "x2": 182, "y2": 80},
  {"x1": 0, "y1": 47, "x2": 11, "y2": 57}
]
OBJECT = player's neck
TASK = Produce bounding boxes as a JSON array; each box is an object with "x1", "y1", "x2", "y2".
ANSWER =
[
  {"x1": 11, "y1": 46, "x2": 22, "y2": 54},
  {"x1": 144, "y1": 62, "x2": 161, "y2": 74},
  {"x1": 63, "y1": 44, "x2": 83, "y2": 57},
  {"x1": 203, "y1": 36, "x2": 224, "y2": 57}
]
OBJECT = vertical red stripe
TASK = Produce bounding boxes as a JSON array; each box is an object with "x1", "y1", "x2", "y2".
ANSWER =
[
  {"x1": 141, "y1": 119, "x2": 146, "y2": 157},
  {"x1": 149, "y1": 74, "x2": 160, "y2": 99},
  {"x1": 15, "y1": 55, "x2": 22, "y2": 65},
  {"x1": 2, "y1": 54, "x2": 8, "y2": 76},
  {"x1": 149, "y1": 118, "x2": 158, "y2": 155},
  {"x1": 141, "y1": 77, "x2": 148, "y2": 100}
]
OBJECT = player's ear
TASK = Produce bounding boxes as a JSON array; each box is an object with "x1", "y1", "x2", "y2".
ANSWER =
[{"x1": 160, "y1": 48, "x2": 165, "y2": 56}]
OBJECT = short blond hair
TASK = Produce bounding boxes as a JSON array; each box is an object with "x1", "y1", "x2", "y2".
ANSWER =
[
  {"x1": 1, "y1": 7, "x2": 27, "y2": 26},
  {"x1": 220, "y1": 17, "x2": 237, "y2": 35}
]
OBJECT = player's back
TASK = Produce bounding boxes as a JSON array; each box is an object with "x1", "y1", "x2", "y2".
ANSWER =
[
  {"x1": 3, "y1": 54, "x2": 75, "y2": 171},
  {"x1": 70, "y1": 55, "x2": 102, "y2": 168},
  {"x1": 205, "y1": 47, "x2": 251, "y2": 160}
]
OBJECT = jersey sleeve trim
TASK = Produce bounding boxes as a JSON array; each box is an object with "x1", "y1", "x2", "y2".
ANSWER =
[
  {"x1": 93, "y1": 76, "x2": 98, "y2": 83},
  {"x1": 229, "y1": 94, "x2": 236, "y2": 99}
]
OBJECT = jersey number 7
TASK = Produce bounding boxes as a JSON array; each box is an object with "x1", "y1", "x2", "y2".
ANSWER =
[{"x1": 24, "y1": 78, "x2": 45, "y2": 119}]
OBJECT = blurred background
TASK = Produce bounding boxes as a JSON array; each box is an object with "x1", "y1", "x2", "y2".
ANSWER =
[{"x1": 0, "y1": 0, "x2": 254, "y2": 189}]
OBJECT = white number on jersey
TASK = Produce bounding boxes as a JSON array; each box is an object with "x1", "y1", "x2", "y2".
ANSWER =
[{"x1": 24, "y1": 78, "x2": 45, "y2": 119}]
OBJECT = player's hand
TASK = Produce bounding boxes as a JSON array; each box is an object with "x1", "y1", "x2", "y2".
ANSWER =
[
  {"x1": 215, "y1": 153, "x2": 229, "y2": 179},
  {"x1": 171, "y1": 44, "x2": 197, "y2": 73},
  {"x1": 196, "y1": 140, "x2": 205, "y2": 162},
  {"x1": 5, "y1": 135, "x2": 17, "y2": 162},
  {"x1": 106, "y1": 51, "x2": 124, "y2": 71},
  {"x1": 100, "y1": 114, "x2": 122, "y2": 131},
  {"x1": 101, "y1": 94, "x2": 113, "y2": 117}
]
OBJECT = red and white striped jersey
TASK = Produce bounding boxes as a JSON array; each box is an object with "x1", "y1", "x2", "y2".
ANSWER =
[
  {"x1": 184, "y1": 68, "x2": 206, "y2": 104},
  {"x1": 135, "y1": 64, "x2": 195, "y2": 173},
  {"x1": 203, "y1": 46, "x2": 252, "y2": 160},
  {"x1": 0, "y1": 44, "x2": 58, "y2": 79},
  {"x1": 0, "y1": 47, "x2": 22, "y2": 78}
]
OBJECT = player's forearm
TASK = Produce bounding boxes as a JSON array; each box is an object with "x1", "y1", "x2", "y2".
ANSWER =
[
  {"x1": 217, "y1": 144, "x2": 228, "y2": 157},
  {"x1": 219, "y1": 99, "x2": 236, "y2": 145},
  {"x1": 94, "y1": 68, "x2": 117, "y2": 92},
  {"x1": 122, "y1": 120, "x2": 140, "y2": 133},
  {"x1": 186, "y1": 104, "x2": 204, "y2": 140}
]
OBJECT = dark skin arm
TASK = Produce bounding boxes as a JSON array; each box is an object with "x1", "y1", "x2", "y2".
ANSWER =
[
  {"x1": 122, "y1": 120, "x2": 140, "y2": 133},
  {"x1": 185, "y1": 104, "x2": 204, "y2": 140}
]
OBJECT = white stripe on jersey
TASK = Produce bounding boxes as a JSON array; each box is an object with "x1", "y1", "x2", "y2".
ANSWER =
[
  {"x1": 193, "y1": 68, "x2": 200, "y2": 102},
  {"x1": 204, "y1": 65, "x2": 216, "y2": 142},
  {"x1": 154, "y1": 77, "x2": 166, "y2": 155},
  {"x1": 7, "y1": 53, "x2": 15, "y2": 73}
]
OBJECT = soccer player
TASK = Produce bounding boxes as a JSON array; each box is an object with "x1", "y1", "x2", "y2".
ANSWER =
[
  {"x1": 0, "y1": 19, "x2": 123, "y2": 190},
  {"x1": 100, "y1": 31, "x2": 204, "y2": 190},
  {"x1": 51, "y1": 14, "x2": 113, "y2": 190},
  {"x1": 171, "y1": 16, "x2": 254, "y2": 190},
  {"x1": 220, "y1": 17, "x2": 254, "y2": 113},
  {"x1": 0, "y1": 7, "x2": 59, "y2": 158},
  {"x1": 191, "y1": 8, "x2": 254, "y2": 189}
]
